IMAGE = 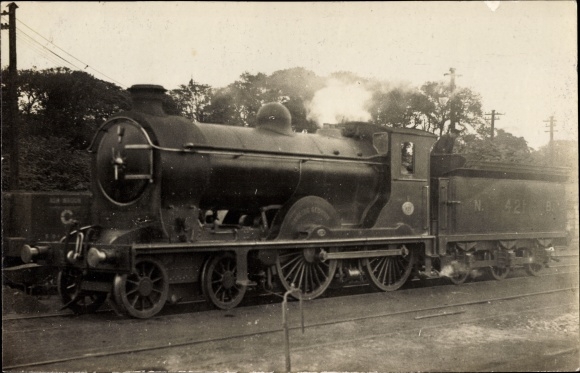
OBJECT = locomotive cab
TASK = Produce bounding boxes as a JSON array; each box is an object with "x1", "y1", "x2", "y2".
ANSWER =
[{"x1": 370, "y1": 127, "x2": 437, "y2": 235}]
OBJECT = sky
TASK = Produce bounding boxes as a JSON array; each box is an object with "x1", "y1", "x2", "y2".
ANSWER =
[{"x1": 1, "y1": 1, "x2": 577, "y2": 149}]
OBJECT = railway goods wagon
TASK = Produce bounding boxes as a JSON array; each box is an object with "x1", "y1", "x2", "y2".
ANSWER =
[
  {"x1": 2, "y1": 192, "x2": 91, "y2": 288},
  {"x1": 429, "y1": 155, "x2": 569, "y2": 283},
  {"x1": 2, "y1": 192, "x2": 91, "y2": 262}
]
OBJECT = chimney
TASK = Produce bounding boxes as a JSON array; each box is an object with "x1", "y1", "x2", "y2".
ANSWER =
[{"x1": 128, "y1": 84, "x2": 167, "y2": 116}]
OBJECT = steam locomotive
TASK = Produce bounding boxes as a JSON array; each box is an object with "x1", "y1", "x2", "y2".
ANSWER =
[{"x1": 21, "y1": 85, "x2": 570, "y2": 318}]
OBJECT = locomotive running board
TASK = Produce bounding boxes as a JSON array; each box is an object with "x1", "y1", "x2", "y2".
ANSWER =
[{"x1": 132, "y1": 235, "x2": 435, "y2": 252}]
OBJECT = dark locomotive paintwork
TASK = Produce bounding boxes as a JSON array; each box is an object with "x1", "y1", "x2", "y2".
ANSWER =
[
  {"x1": 430, "y1": 155, "x2": 569, "y2": 256},
  {"x1": 20, "y1": 84, "x2": 571, "y2": 318},
  {"x1": 92, "y1": 112, "x2": 382, "y2": 230}
]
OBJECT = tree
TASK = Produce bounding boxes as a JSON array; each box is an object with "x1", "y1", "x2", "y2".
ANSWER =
[
  {"x1": 456, "y1": 129, "x2": 534, "y2": 163},
  {"x1": 532, "y1": 140, "x2": 579, "y2": 171},
  {"x1": 1, "y1": 135, "x2": 90, "y2": 191},
  {"x1": 368, "y1": 84, "x2": 426, "y2": 129},
  {"x1": 265, "y1": 68, "x2": 324, "y2": 132},
  {"x1": 202, "y1": 72, "x2": 270, "y2": 126},
  {"x1": 416, "y1": 81, "x2": 485, "y2": 136},
  {"x1": 1, "y1": 67, "x2": 130, "y2": 191},
  {"x1": 5, "y1": 67, "x2": 130, "y2": 149},
  {"x1": 170, "y1": 79, "x2": 212, "y2": 122},
  {"x1": 229, "y1": 72, "x2": 270, "y2": 127},
  {"x1": 203, "y1": 68, "x2": 324, "y2": 131},
  {"x1": 204, "y1": 87, "x2": 244, "y2": 126}
]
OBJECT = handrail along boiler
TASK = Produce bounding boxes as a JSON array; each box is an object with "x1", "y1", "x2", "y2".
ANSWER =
[{"x1": 22, "y1": 85, "x2": 570, "y2": 318}]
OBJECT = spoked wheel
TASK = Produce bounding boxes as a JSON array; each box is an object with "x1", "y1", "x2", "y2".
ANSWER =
[
  {"x1": 202, "y1": 253, "x2": 247, "y2": 309},
  {"x1": 524, "y1": 248, "x2": 544, "y2": 276},
  {"x1": 362, "y1": 247, "x2": 416, "y2": 291},
  {"x1": 113, "y1": 257, "x2": 169, "y2": 318},
  {"x1": 273, "y1": 196, "x2": 341, "y2": 300},
  {"x1": 446, "y1": 247, "x2": 470, "y2": 285},
  {"x1": 58, "y1": 268, "x2": 107, "y2": 315},
  {"x1": 276, "y1": 248, "x2": 338, "y2": 300},
  {"x1": 488, "y1": 250, "x2": 510, "y2": 280}
]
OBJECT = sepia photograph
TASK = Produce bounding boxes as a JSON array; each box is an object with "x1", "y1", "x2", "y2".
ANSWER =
[{"x1": 2, "y1": 1, "x2": 578, "y2": 371}]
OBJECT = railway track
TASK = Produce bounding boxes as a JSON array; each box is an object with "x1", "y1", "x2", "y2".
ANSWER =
[
  {"x1": 3, "y1": 269, "x2": 578, "y2": 371},
  {"x1": 3, "y1": 261, "x2": 578, "y2": 322}
]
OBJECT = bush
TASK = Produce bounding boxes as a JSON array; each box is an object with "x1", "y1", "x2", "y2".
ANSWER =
[{"x1": 2, "y1": 135, "x2": 90, "y2": 191}]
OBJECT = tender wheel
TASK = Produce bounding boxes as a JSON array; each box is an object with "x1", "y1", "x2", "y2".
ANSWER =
[
  {"x1": 113, "y1": 257, "x2": 169, "y2": 318},
  {"x1": 362, "y1": 247, "x2": 416, "y2": 291},
  {"x1": 202, "y1": 253, "x2": 247, "y2": 309},
  {"x1": 58, "y1": 268, "x2": 107, "y2": 315},
  {"x1": 524, "y1": 248, "x2": 544, "y2": 276},
  {"x1": 446, "y1": 247, "x2": 470, "y2": 285},
  {"x1": 276, "y1": 248, "x2": 337, "y2": 300},
  {"x1": 488, "y1": 250, "x2": 509, "y2": 280}
]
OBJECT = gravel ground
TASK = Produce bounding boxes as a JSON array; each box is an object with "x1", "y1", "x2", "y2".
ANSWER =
[
  {"x1": 2, "y1": 286, "x2": 51, "y2": 314},
  {"x1": 3, "y1": 269, "x2": 579, "y2": 372}
]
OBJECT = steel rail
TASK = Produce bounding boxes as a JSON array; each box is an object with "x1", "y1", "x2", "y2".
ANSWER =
[
  {"x1": 2, "y1": 266, "x2": 577, "y2": 323},
  {"x1": 4, "y1": 283, "x2": 578, "y2": 370}
]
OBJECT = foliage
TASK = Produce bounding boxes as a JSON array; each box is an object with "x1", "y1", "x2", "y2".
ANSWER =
[
  {"x1": 2, "y1": 67, "x2": 128, "y2": 191},
  {"x1": 415, "y1": 81, "x2": 484, "y2": 136},
  {"x1": 365, "y1": 80, "x2": 485, "y2": 137},
  {"x1": 368, "y1": 84, "x2": 427, "y2": 129},
  {"x1": 5, "y1": 67, "x2": 131, "y2": 149},
  {"x1": 531, "y1": 140, "x2": 578, "y2": 173},
  {"x1": 266, "y1": 68, "x2": 325, "y2": 132},
  {"x1": 169, "y1": 79, "x2": 212, "y2": 122},
  {"x1": 1, "y1": 136, "x2": 90, "y2": 191},
  {"x1": 198, "y1": 68, "x2": 324, "y2": 131},
  {"x1": 456, "y1": 129, "x2": 533, "y2": 163}
]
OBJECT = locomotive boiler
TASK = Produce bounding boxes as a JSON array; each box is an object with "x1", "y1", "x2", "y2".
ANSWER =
[{"x1": 22, "y1": 84, "x2": 570, "y2": 318}]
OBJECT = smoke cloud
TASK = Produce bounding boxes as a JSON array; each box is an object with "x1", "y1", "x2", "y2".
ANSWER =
[{"x1": 306, "y1": 79, "x2": 372, "y2": 127}]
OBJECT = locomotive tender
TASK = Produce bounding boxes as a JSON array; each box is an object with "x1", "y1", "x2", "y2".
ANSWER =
[{"x1": 21, "y1": 85, "x2": 569, "y2": 318}]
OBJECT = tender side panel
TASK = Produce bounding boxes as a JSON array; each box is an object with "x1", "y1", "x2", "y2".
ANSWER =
[{"x1": 446, "y1": 176, "x2": 567, "y2": 235}]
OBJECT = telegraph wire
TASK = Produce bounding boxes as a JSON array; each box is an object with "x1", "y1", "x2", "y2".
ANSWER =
[
  {"x1": 17, "y1": 28, "x2": 81, "y2": 70},
  {"x1": 17, "y1": 31, "x2": 81, "y2": 70},
  {"x1": 18, "y1": 35, "x2": 68, "y2": 67},
  {"x1": 13, "y1": 17, "x2": 127, "y2": 88},
  {"x1": 7, "y1": 27, "x2": 73, "y2": 70},
  {"x1": 16, "y1": 18, "x2": 90, "y2": 67}
]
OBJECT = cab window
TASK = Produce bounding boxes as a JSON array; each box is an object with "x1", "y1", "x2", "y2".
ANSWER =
[
  {"x1": 372, "y1": 133, "x2": 389, "y2": 155},
  {"x1": 401, "y1": 142, "x2": 414, "y2": 174}
]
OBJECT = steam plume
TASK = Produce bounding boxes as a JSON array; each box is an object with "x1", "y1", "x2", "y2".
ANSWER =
[{"x1": 306, "y1": 79, "x2": 372, "y2": 127}]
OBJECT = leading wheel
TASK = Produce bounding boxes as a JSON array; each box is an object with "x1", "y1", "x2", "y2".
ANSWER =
[
  {"x1": 524, "y1": 248, "x2": 544, "y2": 276},
  {"x1": 202, "y1": 253, "x2": 247, "y2": 309},
  {"x1": 58, "y1": 268, "x2": 107, "y2": 314},
  {"x1": 276, "y1": 247, "x2": 338, "y2": 300},
  {"x1": 113, "y1": 257, "x2": 169, "y2": 318},
  {"x1": 362, "y1": 247, "x2": 416, "y2": 291}
]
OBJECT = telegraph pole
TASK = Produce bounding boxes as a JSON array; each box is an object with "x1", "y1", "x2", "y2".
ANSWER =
[
  {"x1": 444, "y1": 68, "x2": 461, "y2": 132},
  {"x1": 544, "y1": 116, "x2": 557, "y2": 164},
  {"x1": 444, "y1": 67, "x2": 461, "y2": 92},
  {"x1": 1, "y1": 2, "x2": 19, "y2": 189},
  {"x1": 485, "y1": 110, "x2": 504, "y2": 140}
]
